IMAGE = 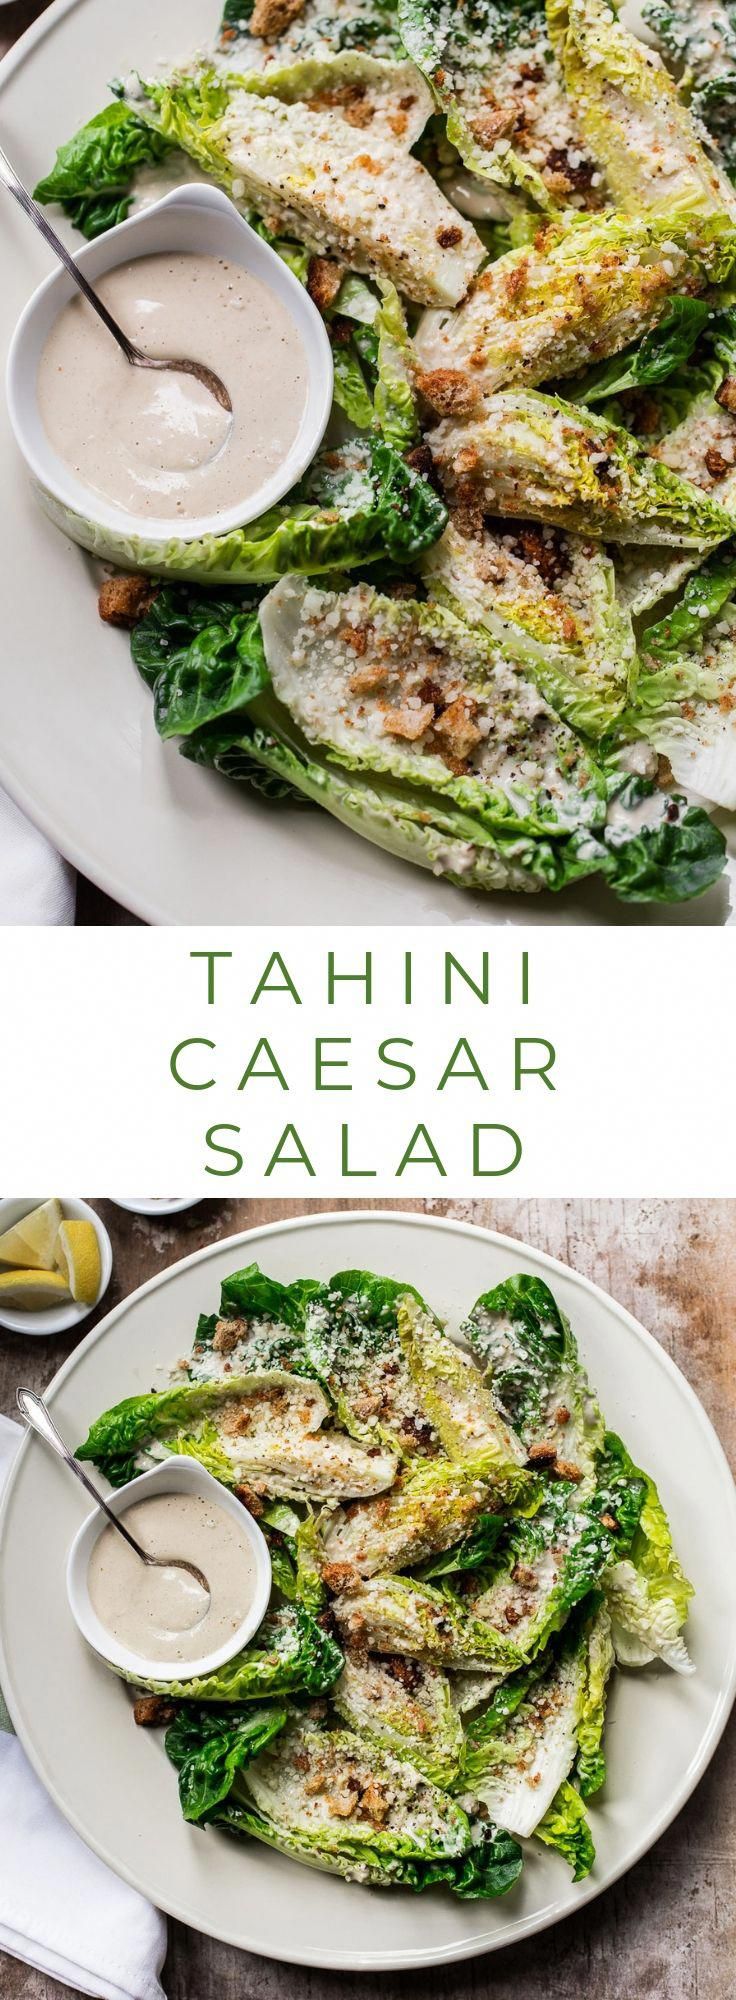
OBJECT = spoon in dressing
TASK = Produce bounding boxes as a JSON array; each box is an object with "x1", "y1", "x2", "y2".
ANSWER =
[
  {"x1": 0, "y1": 145, "x2": 233, "y2": 414},
  {"x1": 16, "y1": 1388, "x2": 212, "y2": 1609}
]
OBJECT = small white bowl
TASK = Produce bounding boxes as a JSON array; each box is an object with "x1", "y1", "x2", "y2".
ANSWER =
[
  {"x1": 67, "y1": 1457, "x2": 272, "y2": 1684},
  {"x1": 0, "y1": 1197, "x2": 112, "y2": 1336},
  {"x1": 111, "y1": 1199, "x2": 201, "y2": 1217},
  {"x1": 6, "y1": 182, "x2": 333, "y2": 558}
]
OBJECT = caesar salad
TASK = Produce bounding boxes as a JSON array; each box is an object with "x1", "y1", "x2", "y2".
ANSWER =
[
  {"x1": 28, "y1": 0, "x2": 736, "y2": 904},
  {"x1": 74, "y1": 1260, "x2": 694, "y2": 1898}
]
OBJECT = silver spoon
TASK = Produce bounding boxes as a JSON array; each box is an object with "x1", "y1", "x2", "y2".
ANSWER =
[
  {"x1": 16, "y1": 1388, "x2": 211, "y2": 1604},
  {"x1": 0, "y1": 144, "x2": 232, "y2": 414}
]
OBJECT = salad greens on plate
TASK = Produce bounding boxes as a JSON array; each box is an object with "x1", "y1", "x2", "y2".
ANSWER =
[
  {"x1": 33, "y1": 0, "x2": 736, "y2": 904},
  {"x1": 76, "y1": 1256, "x2": 694, "y2": 1898}
]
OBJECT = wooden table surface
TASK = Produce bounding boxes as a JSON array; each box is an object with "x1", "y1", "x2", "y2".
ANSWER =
[{"x1": 0, "y1": 1197, "x2": 733, "y2": 2000}]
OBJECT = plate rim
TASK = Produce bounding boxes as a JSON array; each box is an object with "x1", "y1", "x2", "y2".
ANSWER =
[{"x1": 1, "y1": 1206, "x2": 735, "y2": 1971}]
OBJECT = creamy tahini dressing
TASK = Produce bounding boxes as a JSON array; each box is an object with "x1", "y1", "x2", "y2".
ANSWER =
[
  {"x1": 87, "y1": 1492, "x2": 258, "y2": 1664},
  {"x1": 38, "y1": 252, "x2": 307, "y2": 522}
]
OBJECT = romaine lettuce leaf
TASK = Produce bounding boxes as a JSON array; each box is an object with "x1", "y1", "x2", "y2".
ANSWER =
[
  {"x1": 535, "y1": 1778, "x2": 595, "y2": 1879},
  {"x1": 333, "y1": 1571, "x2": 528, "y2": 1672},
  {"x1": 414, "y1": 1513, "x2": 507, "y2": 1582},
  {"x1": 184, "y1": 1264, "x2": 320, "y2": 1381},
  {"x1": 645, "y1": 0, "x2": 736, "y2": 180},
  {"x1": 77, "y1": 1371, "x2": 400, "y2": 1500},
  {"x1": 320, "y1": 1449, "x2": 534, "y2": 1581},
  {"x1": 462, "y1": 1272, "x2": 604, "y2": 1490},
  {"x1": 457, "y1": 1474, "x2": 637, "y2": 1666},
  {"x1": 333, "y1": 1651, "x2": 464, "y2": 1785},
  {"x1": 398, "y1": 0, "x2": 600, "y2": 212},
  {"x1": 120, "y1": 1605, "x2": 343, "y2": 1701},
  {"x1": 373, "y1": 281, "x2": 420, "y2": 448},
  {"x1": 638, "y1": 544, "x2": 736, "y2": 663},
  {"x1": 428, "y1": 391, "x2": 734, "y2": 547},
  {"x1": 414, "y1": 209, "x2": 736, "y2": 400},
  {"x1": 575, "y1": 1600, "x2": 614, "y2": 1797},
  {"x1": 602, "y1": 1433, "x2": 694, "y2": 1673},
  {"x1": 41, "y1": 434, "x2": 447, "y2": 582},
  {"x1": 547, "y1": 0, "x2": 736, "y2": 241},
  {"x1": 458, "y1": 1602, "x2": 610, "y2": 1852},
  {"x1": 568, "y1": 298, "x2": 712, "y2": 407},
  {"x1": 239, "y1": 1715, "x2": 472, "y2": 1863},
  {"x1": 185, "y1": 694, "x2": 727, "y2": 904},
  {"x1": 627, "y1": 551, "x2": 736, "y2": 808},
  {"x1": 302, "y1": 1270, "x2": 440, "y2": 1454},
  {"x1": 207, "y1": 1779, "x2": 522, "y2": 1895},
  {"x1": 397, "y1": 1293, "x2": 529, "y2": 1466},
  {"x1": 331, "y1": 339, "x2": 376, "y2": 430},
  {"x1": 131, "y1": 588, "x2": 268, "y2": 739},
  {"x1": 138, "y1": 57, "x2": 484, "y2": 304},
  {"x1": 165, "y1": 1700, "x2": 288, "y2": 1820},
  {"x1": 422, "y1": 521, "x2": 635, "y2": 740},
  {"x1": 258, "y1": 574, "x2": 616, "y2": 835},
  {"x1": 304, "y1": 1275, "x2": 526, "y2": 1465},
  {"x1": 33, "y1": 102, "x2": 173, "y2": 238}
]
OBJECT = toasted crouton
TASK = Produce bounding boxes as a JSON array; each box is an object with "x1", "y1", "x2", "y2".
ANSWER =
[
  {"x1": 98, "y1": 575, "x2": 157, "y2": 628},
  {"x1": 249, "y1": 0, "x2": 305, "y2": 40},
  {"x1": 381, "y1": 701, "x2": 435, "y2": 741},
  {"x1": 133, "y1": 1696, "x2": 176, "y2": 1727},
  {"x1": 433, "y1": 696, "x2": 482, "y2": 762},
  {"x1": 307, "y1": 256, "x2": 343, "y2": 315},
  {"x1": 416, "y1": 368, "x2": 481, "y2": 418}
]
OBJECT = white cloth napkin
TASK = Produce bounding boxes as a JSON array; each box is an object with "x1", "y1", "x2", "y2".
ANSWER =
[
  {"x1": 0, "y1": 788, "x2": 75, "y2": 925},
  {"x1": 0, "y1": 1415, "x2": 167, "y2": 2000}
]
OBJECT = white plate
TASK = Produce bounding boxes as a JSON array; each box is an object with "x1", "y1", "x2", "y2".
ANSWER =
[
  {"x1": 0, "y1": 0, "x2": 734, "y2": 925},
  {"x1": 0, "y1": 1209, "x2": 734, "y2": 1970}
]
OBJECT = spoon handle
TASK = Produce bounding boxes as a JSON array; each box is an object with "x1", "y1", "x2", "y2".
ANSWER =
[
  {"x1": 0, "y1": 144, "x2": 138, "y2": 364},
  {"x1": 16, "y1": 1388, "x2": 151, "y2": 1565}
]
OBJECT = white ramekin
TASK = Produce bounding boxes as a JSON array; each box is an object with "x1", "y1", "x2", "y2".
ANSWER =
[
  {"x1": 67, "y1": 1455, "x2": 272, "y2": 1683},
  {"x1": 6, "y1": 181, "x2": 334, "y2": 555}
]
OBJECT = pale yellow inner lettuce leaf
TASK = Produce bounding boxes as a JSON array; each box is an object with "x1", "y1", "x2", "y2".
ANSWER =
[
  {"x1": 427, "y1": 390, "x2": 735, "y2": 546},
  {"x1": 333, "y1": 1651, "x2": 464, "y2": 1786},
  {"x1": 421, "y1": 519, "x2": 636, "y2": 737},
  {"x1": 397, "y1": 1294, "x2": 528, "y2": 1463},
  {"x1": 198, "y1": 1374, "x2": 401, "y2": 1499},
  {"x1": 547, "y1": 0, "x2": 736, "y2": 245},
  {"x1": 413, "y1": 209, "x2": 734, "y2": 396},
  {"x1": 321, "y1": 1451, "x2": 532, "y2": 1581}
]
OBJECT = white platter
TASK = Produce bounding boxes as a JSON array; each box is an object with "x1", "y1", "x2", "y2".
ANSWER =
[
  {"x1": 0, "y1": 0, "x2": 733, "y2": 924},
  {"x1": 0, "y1": 1208, "x2": 734, "y2": 1969}
]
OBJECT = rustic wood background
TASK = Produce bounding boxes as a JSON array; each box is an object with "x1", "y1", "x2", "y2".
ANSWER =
[{"x1": 0, "y1": 1197, "x2": 733, "y2": 2000}]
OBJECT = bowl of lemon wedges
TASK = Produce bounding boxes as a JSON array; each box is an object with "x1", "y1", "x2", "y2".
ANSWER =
[{"x1": 0, "y1": 1199, "x2": 112, "y2": 1334}]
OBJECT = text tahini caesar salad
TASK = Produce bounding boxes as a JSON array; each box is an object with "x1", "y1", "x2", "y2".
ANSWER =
[
  {"x1": 76, "y1": 1263, "x2": 694, "y2": 1896},
  {"x1": 32, "y1": 0, "x2": 736, "y2": 904}
]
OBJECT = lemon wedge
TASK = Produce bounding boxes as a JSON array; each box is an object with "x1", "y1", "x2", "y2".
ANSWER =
[
  {"x1": 0, "y1": 1268, "x2": 71, "y2": 1311},
  {"x1": 55, "y1": 1220, "x2": 102, "y2": 1306},
  {"x1": 0, "y1": 1199, "x2": 63, "y2": 1271}
]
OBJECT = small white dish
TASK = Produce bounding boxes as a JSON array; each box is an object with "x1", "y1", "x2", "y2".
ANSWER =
[
  {"x1": 0, "y1": 1197, "x2": 112, "y2": 1335},
  {"x1": 67, "y1": 1456, "x2": 272, "y2": 1684},
  {"x1": 112, "y1": 1199, "x2": 201, "y2": 1217},
  {"x1": 6, "y1": 181, "x2": 334, "y2": 556}
]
